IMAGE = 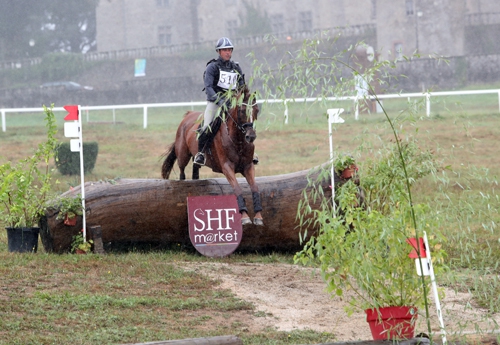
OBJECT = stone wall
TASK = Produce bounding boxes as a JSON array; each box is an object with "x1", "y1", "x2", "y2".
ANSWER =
[{"x1": 1, "y1": 52, "x2": 499, "y2": 109}]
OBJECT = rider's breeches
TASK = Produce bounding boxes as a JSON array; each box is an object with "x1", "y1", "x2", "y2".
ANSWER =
[{"x1": 201, "y1": 101, "x2": 219, "y2": 131}]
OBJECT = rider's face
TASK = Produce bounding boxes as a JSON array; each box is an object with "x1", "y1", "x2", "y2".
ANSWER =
[{"x1": 218, "y1": 48, "x2": 233, "y2": 61}]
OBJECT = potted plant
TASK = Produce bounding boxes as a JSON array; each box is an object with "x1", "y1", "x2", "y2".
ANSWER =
[
  {"x1": 295, "y1": 139, "x2": 446, "y2": 340},
  {"x1": 0, "y1": 105, "x2": 59, "y2": 253},
  {"x1": 71, "y1": 230, "x2": 93, "y2": 254},
  {"x1": 55, "y1": 194, "x2": 84, "y2": 226},
  {"x1": 334, "y1": 153, "x2": 358, "y2": 179}
]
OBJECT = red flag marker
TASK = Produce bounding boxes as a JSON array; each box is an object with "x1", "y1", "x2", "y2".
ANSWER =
[
  {"x1": 407, "y1": 237, "x2": 427, "y2": 258},
  {"x1": 64, "y1": 105, "x2": 79, "y2": 121}
]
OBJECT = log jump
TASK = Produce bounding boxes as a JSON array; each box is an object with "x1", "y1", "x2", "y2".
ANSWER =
[{"x1": 41, "y1": 168, "x2": 333, "y2": 254}]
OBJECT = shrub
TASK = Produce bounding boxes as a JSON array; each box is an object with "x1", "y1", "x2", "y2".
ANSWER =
[{"x1": 55, "y1": 142, "x2": 99, "y2": 175}]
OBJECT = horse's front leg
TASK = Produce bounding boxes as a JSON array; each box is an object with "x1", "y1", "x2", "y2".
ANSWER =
[
  {"x1": 221, "y1": 164, "x2": 252, "y2": 226},
  {"x1": 244, "y1": 164, "x2": 264, "y2": 226}
]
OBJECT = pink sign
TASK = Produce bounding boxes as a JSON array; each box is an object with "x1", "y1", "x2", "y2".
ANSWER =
[{"x1": 187, "y1": 195, "x2": 242, "y2": 257}]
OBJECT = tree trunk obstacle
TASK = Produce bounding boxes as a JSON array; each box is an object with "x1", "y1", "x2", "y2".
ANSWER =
[{"x1": 40, "y1": 168, "x2": 334, "y2": 254}]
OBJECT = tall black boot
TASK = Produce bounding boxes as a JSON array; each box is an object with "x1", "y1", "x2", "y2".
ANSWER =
[{"x1": 194, "y1": 131, "x2": 206, "y2": 165}]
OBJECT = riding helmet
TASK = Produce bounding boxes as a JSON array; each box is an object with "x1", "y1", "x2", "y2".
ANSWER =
[{"x1": 215, "y1": 37, "x2": 234, "y2": 52}]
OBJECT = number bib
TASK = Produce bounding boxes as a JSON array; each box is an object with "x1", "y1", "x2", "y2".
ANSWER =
[{"x1": 217, "y1": 70, "x2": 238, "y2": 90}]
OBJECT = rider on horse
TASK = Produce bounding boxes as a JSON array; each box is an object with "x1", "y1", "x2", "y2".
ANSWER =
[{"x1": 195, "y1": 37, "x2": 254, "y2": 166}]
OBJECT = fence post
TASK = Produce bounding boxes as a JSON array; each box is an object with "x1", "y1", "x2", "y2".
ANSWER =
[
  {"x1": 143, "y1": 106, "x2": 148, "y2": 129},
  {"x1": 284, "y1": 100, "x2": 288, "y2": 125},
  {"x1": 498, "y1": 91, "x2": 500, "y2": 113},
  {"x1": 426, "y1": 93, "x2": 431, "y2": 117},
  {"x1": 1, "y1": 109, "x2": 5, "y2": 132}
]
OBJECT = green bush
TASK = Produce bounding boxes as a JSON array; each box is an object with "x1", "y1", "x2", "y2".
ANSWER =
[{"x1": 55, "y1": 142, "x2": 99, "y2": 175}]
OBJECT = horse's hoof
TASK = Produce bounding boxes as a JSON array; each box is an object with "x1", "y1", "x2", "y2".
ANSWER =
[
  {"x1": 241, "y1": 217, "x2": 252, "y2": 226},
  {"x1": 253, "y1": 218, "x2": 264, "y2": 226}
]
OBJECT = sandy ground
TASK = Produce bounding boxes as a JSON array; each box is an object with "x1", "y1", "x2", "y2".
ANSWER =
[{"x1": 184, "y1": 262, "x2": 500, "y2": 342}]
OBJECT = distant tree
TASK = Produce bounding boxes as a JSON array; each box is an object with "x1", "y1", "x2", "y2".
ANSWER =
[
  {"x1": 0, "y1": 0, "x2": 98, "y2": 61},
  {"x1": 43, "y1": 0, "x2": 99, "y2": 54},
  {"x1": 237, "y1": 0, "x2": 272, "y2": 37},
  {"x1": 0, "y1": 0, "x2": 46, "y2": 60}
]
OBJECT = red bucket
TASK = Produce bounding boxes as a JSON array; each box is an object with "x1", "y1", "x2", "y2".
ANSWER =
[{"x1": 365, "y1": 306, "x2": 417, "y2": 340}]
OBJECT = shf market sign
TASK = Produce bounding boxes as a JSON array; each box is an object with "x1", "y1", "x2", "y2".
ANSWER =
[{"x1": 187, "y1": 195, "x2": 243, "y2": 257}]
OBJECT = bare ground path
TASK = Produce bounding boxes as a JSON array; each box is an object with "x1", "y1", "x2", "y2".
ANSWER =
[{"x1": 183, "y1": 262, "x2": 500, "y2": 342}]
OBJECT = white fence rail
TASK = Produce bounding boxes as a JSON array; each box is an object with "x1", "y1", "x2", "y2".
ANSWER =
[{"x1": 2, "y1": 89, "x2": 500, "y2": 132}]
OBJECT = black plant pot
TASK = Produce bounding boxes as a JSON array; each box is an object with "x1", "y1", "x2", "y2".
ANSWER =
[{"x1": 6, "y1": 227, "x2": 40, "y2": 253}]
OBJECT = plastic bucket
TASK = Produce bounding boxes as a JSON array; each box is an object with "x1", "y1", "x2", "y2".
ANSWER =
[
  {"x1": 365, "y1": 306, "x2": 417, "y2": 340},
  {"x1": 6, "y1": 227, "x2": 40, "y2": 253}
]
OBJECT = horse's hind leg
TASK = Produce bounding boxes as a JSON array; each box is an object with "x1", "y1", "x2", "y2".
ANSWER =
[{"x1": 176, "y1": 149, "x2": 192, "y2": 181}]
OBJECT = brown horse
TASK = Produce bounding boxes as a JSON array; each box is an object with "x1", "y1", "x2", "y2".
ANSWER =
[{"x1": 161, "y1": 85, "x2": 263, "y2": 226}]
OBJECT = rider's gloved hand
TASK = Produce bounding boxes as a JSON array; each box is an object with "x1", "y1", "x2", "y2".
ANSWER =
[{"x1": 216, "y1": 97, "x2": 227, "y2": 107}]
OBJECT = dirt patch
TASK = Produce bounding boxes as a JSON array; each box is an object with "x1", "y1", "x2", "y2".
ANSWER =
[{"x1": 184, "y1": 262, "x2": 500, "y2": 342}]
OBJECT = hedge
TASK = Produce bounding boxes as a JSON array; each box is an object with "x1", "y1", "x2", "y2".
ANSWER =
[{"x1": 55, "y1": 142, "x2": 99, "y2": 175}]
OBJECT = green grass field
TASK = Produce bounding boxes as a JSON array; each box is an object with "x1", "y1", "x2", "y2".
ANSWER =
[{"x1": 1, "y1": 92, "x2": 500, "y2": 344}]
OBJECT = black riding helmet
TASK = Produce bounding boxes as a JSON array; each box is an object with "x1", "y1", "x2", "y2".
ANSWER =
[{"x1": 215, "y1": 37, "x2": 234, "y2": 52}]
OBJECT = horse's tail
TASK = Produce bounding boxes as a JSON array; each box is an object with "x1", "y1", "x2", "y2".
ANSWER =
[{"x1": 161, "y1": 143, "x2": 177, "y2": 179}]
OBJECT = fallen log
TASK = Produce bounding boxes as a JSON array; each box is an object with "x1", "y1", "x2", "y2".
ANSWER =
[{"x1": 40, "y1": 168, "x2": 334, "y2": 254}]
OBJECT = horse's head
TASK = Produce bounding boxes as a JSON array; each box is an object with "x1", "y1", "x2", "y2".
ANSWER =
[{"x1": 236, "y1": 86, "x2": 259, "y2": 144}]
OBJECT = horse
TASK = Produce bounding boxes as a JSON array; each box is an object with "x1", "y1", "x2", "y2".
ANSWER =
[{"x1": 161, "y1": 85, "x2": 263, "y2": 226}]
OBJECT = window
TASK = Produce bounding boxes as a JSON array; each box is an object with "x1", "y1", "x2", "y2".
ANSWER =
[
  {"x1": 371, "y1": 0, "x2": 376, "y2": 19},
  {"x1": 298, "y1": 11, "x2": 312, "y2": 31},
  {"x1": 270, "y1": 14, "x2": 285, "y2": 33},
  {"x1": 156, "y1": 0, "x2": 169, "y2": 7},
  {"x1": 226, "y1": 20, "x2": 238, "y2": 37},
  {"x1": 405, "y1": 0, "x2": 414, "y2": 15},
  {"x1": 158, "y1": 26, "x2": 171, "y2": 45}
]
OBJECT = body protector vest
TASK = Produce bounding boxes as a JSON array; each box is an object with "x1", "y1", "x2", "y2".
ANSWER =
[{"x1": 203, "y1": 57, "x2": 245, "y2": 103}]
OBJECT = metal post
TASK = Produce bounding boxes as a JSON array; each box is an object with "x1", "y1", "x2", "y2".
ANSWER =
[
  {"x1": 143, "y1": 106, "x2": 148, "y2": 129},
  {"x1": 327, "y1": 108, "x2": 345, "y2": 215},
  {"x1": 112, "y1": 108, "x2": 116, "y2": 124},
  {"x1": 78, "y1": 105, "x2": 87, "y2": 242},
  {"x1": 423, "y1": 231, "x2": 447, "y2": 345}
]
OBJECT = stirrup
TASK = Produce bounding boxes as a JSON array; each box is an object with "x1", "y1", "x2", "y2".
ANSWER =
[{"x1": 194, "y1": 152, "x2": 205, "y2": 166}]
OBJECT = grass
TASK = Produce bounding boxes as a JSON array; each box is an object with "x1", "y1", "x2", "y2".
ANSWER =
[{"x1": 1, "y1": 94, "x2": 500, "y2": 344}]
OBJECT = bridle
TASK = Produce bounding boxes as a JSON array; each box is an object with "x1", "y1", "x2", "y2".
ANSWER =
[{"x1": 227, "y1": 93, "x2": 257, "y2": 134}]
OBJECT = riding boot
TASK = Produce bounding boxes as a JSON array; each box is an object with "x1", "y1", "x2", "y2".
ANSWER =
[{"x1": 194, "y1": 131, "x2": 206, "y2": 166}]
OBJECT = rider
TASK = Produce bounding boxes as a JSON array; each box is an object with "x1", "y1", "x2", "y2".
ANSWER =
[{"x1": 194, "y1": 37, "x2": 245, "y2": 166}]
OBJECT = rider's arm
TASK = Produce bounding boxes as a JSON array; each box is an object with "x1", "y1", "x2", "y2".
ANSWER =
[
  {"x1": 234, "y1": 63, "x2": 245, "y2": 88},
  {"x1": 204, "y1": 63, "x2": 218, "y2": 102}
]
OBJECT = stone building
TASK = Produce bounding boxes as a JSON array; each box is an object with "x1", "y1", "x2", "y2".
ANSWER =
[{"x1": 96, "y1": 0, "x2": 499, "y2": 59}]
